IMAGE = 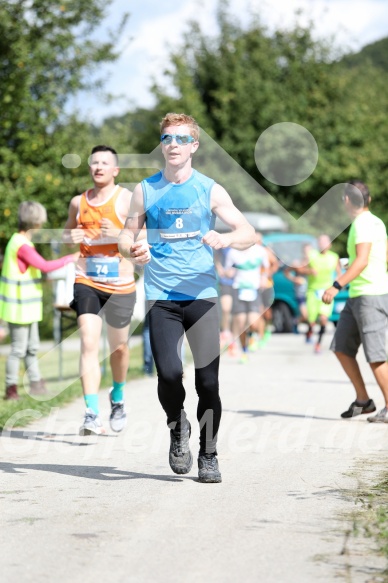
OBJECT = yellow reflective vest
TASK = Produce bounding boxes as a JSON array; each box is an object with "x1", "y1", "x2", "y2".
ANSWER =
[{"x1": 0, "y1": 233, "x2": 43, "y2": 324}]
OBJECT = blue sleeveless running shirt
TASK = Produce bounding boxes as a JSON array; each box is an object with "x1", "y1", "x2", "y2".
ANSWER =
[{"x1": 142, "y1": 169, "x2": 218, "y2": 300}]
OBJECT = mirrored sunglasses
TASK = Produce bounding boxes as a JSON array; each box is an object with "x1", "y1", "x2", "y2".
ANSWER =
[{"x1": 160, "y1": 134, "x2": 195, "y2": 145}]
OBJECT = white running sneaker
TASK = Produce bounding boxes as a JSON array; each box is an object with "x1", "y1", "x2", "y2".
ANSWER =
[
  {"x1": 367, "y1": 407, "x2": 388, "y2": 423},
  {"x1": 79, "y1": 408, "x2": 105, "y2": 436},
  {"x1": 109, "y1": 388, "x2": 127, "y2": 433}
]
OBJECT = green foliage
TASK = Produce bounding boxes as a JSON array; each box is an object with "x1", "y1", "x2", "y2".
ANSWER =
[
  {"x1": 135, "y1": 4, "x2": 388, "y2": 234},
  {"x1": 341, "y1": 37, "x2": 388, "y2": 72},
  {"x1": 0, "y1": 0, "x2": 123, "y2": 144},
  {"x1": 0, "y1": 0, "x2": 128, "y2": 245}
]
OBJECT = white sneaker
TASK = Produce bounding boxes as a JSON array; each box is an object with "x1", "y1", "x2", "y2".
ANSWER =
[
  {"x1": 367, "y1": 407, "x2": 388, "y2": 423},
  {"x1": 79, "y1": 408, "x2": 105, "y2": 435},
  {"x1": 109, "y1": 388, "x2": 127, "y2": 433}
]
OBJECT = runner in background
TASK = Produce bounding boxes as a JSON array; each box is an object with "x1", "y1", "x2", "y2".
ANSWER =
[
  {"x1": 63, "y1": 145, "x2": 138, "y2": 436},
  {"x1": 224, "y1": 232, "x2": 269, "y2": 363},
  {"x1": 214, "y1": 248, "x2": 235, "y2": 354},
  {"x1": 257, "y1": 233, "x2": 278, "y2": 348},
  {"x1": 301, "y1": 235, "x2": 341, "y2": 353},
  {"x1": 284, "y1": 243, "x2": 312, "y2": 334}
]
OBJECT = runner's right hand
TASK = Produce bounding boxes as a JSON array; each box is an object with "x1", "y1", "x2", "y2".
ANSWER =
[
  {"x1": 129, "y1": 240, "x2": 151, "y2": 265},
  {"x1": 69, "y1": 225, "x2": 85, "y2": 244}
]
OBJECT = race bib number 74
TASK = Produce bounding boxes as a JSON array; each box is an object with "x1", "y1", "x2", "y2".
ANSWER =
[{"x1": 86, "y1": 257, "x2": 120, "y2": 282}]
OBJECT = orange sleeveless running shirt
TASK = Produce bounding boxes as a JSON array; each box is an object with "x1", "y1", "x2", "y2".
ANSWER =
[{"x1": 75, "y1": 186, "x2": 135, "y2": 294}]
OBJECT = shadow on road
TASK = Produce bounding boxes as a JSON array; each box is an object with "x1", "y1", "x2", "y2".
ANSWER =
[
  {"x1": 229, "y1": 409, "x2": 338, "y2": 421},
  {"x1": 0, "y1": 429, "x2": 113, "y2": 447},
  {"x1": 0, "y1": 461, "x2": 184, "y2": 482}
]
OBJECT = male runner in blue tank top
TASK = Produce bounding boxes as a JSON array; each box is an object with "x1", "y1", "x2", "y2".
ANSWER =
[{"x1": 119, "y1": 113, "x2": 255, "y2": 483}]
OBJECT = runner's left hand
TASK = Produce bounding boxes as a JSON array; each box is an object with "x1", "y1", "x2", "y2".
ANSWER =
[{"x1": 202, "y1": 230, "x2": 230, "y2": 250}]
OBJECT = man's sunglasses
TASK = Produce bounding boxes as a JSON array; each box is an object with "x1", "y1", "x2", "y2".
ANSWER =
[{"x1": 160, "y1": 134, "x2": 195, "y2": 145}]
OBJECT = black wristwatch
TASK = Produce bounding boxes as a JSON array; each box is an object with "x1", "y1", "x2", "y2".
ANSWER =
[{"x1": 332, "y1": 280, "x2": 343, "y2": 291}]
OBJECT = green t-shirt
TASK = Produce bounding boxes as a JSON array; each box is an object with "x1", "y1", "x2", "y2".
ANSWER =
[
  {"x1": 307, "y1": 249, "x2": 339, "y2": 291},
  {"x1": 347, "y1": 211, "x2": 388, "y2": 297}
]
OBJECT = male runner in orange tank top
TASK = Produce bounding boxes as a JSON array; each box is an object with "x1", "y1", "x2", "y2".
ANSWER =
[{"x1": 63, "y1": 145, "x2": 137, "y2": 435}]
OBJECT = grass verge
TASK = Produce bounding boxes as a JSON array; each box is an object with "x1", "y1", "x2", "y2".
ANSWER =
[
  {"x1": 353, "y1": 473, "x2": 388, "y2": 562},
  {"x1": 0, "y1": 341, "x2": 144, "y2": 429},
  {"x1": 342, "y1": 467, "x2": 388, "y2": 581}
]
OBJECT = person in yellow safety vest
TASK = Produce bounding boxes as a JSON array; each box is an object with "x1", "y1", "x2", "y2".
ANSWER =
[{"x1": 0, "y1": 201, "x2": 79, "y2": 400}]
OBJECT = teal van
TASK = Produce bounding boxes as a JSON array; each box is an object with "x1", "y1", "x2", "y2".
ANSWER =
[{"x1": 263, "y1": 233, "x2": 349, "y2": 332}]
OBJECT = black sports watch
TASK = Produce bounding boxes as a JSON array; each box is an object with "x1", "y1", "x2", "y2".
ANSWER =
[{"x1": 332, "y1": 280, "x2": 343, "y2": 291}]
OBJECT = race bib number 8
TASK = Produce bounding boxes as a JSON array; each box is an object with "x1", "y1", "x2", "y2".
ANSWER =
[
  {"x1": 158, "y1": 208, "x2": 201, "y2": 240},
  {"x1": 86, "y1": 257, "x2": 120, "y2": 282}
]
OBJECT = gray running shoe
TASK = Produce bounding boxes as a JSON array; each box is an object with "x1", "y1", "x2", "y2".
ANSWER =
[
  {"x1": 79, "y1": 408, "x2": 105, "y2": 436},
  {"x1": 109, "y1": 388, "x2": 127, "y2": 433},
  {"x1": 367, "y1": 407, "x2": 388, "y2": 423},
  {"x1": 169, "y1": 422, "x2": 193, "y2": 474},
  {"x1": 198, "y1": 453, "x2": 222, "y2": 483}
]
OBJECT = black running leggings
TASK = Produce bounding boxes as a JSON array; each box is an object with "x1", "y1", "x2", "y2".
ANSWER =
[{"x1": 148, "y1": 298, "x2": 221, "y2": 454}]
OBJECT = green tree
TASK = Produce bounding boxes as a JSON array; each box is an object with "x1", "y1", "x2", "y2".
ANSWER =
[
  {"x1": 138, "y1": 3, "x2": 388, "y2": 240},
  {"x1": 0, "y1": 0, "x2": 128, "y2": 242}
]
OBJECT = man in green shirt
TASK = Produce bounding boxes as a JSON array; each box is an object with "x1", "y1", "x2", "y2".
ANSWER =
[
  {"x1": 304, "y1": 235, "x2": 341, "y2": 353},
  {"x1": 323, "y1": 180, "x2": 388, "y2": 421}
]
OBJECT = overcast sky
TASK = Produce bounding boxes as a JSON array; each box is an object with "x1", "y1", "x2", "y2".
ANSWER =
[{"x1": 69, "y1": 0, "x2": 388, "y2": 123}]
